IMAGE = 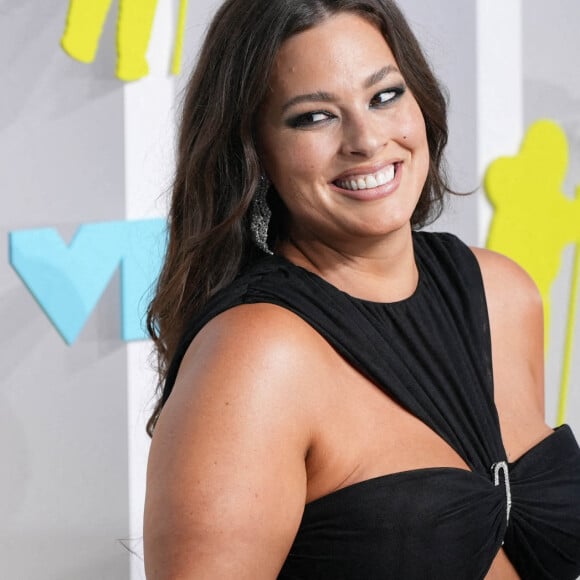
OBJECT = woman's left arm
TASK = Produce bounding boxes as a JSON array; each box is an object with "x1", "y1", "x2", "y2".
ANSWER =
[{"x1": 471, "y1": 247, "x2": 552, "y2": 458}]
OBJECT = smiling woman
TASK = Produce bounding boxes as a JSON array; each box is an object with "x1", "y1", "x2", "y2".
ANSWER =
[
  {"x1": 257, "y1": 14, "x2": 429, "y2": 267},
  {"x1": 143, "y1": 1, "x2": 580, "y2": 578}
]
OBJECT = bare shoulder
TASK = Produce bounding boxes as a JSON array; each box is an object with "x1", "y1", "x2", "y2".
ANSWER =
[
  {"x1": 185, "y1": 301, "x2": 329, "y2": 377},
  {"x1": 470, "y1": 246, "x2": 543, "y2": 316},
  {"x1": 144, "y1": 303, "x2": 327, "y2": 579},
  {"x1": 469, "y1": 246, "x2": 543, "y2": 365},
  {"x1": 172, "y1": 302, "x2": 332, "y2": 416},
  {"x1": 470, "y1": 247, "x2": 549, "y2": 453}
]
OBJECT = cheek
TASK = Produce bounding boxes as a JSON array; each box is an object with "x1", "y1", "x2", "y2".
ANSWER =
[
  {"x1": 401, "y1": 109, "x2": 430, "y2": 176},
  {"x1": 287, "y1": 145, "x2": 316, "y2": 175},
  {"x1": 265, "y1": 135, "x2": 328, "y2": 186},
  {"x1": 398, "y1": 105, "x2": 427, "y2": 147}
]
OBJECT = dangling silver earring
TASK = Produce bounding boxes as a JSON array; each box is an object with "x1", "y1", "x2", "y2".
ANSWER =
[{"x1": 250, "y1": 175, "x2": 273, "y2": 254}]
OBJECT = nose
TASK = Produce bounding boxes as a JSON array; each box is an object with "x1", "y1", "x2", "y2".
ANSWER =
[{"x1": 340, "y1": 111, "x2": 386, "y2": 158}]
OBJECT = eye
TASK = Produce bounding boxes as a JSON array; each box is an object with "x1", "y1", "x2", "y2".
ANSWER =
[
  {"x1": 370, "y1": 86, "x2": 405, "y2": 107},
  {"x1": 286, "y1": 111, "x2": 335, "y2": 129}
]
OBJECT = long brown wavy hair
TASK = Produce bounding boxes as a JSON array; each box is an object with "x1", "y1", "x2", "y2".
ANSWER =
[{"x1": 146, "y1": 0, "x2": 451, "y2": 435}]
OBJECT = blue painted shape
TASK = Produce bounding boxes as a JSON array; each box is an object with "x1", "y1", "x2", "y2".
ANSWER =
[
  {"x1": 120, "y1": 219, "x2": 166, "y2": 341},
  {"x1": 10, "y1": 223, "x2": 125, "y2": 344},
  {"x1": 9, "y1": 218, "x2": 166, "y2": 345}
]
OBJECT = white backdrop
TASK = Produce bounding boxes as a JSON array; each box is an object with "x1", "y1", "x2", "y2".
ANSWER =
[{"x1": 1, "y1": 1, "x2": 579, "y2": 578}]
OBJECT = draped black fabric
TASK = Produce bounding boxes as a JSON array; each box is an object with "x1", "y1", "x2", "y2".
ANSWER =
[{"x1": 164, "y1": 232, "x2": 580, "y2": 579}]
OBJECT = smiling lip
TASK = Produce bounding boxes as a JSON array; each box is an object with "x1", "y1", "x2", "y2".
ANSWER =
[{"x1": 331, "y1": 161, "x2": 402, "y2": 201}]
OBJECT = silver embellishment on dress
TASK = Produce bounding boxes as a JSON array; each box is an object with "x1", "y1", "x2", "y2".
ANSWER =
[
  {"x1": 492, "y1": 460, "x2": 512, "y2": 524},
  {"x1": 250, "y1": 175, "x2": 273, "y2": 254}
]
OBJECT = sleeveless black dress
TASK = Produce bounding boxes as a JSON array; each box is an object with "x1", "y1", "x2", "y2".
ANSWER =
[{"x1": 164, "y1": 232, "x2": 580, "y2": 579}]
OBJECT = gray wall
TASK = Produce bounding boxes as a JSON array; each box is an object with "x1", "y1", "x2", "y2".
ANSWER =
[
  {"x1": 1, "y1": 1, "x2": 578, "y2": 578},
  {"x1": 0, "y1": 1, "x2": 130, "y2": 578},
  {"x1": 523, "y1": 0, "x2": 580, "y2": 426},
  {"x1": 400, "y1": 0, "x2": 479, "y2": 243}
]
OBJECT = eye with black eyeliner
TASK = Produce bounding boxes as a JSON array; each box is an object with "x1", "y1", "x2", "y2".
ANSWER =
[
  {"x1": 285, "y1": 84, "x2": 405, "y2": 128},
  {"x1": 286, "y1": 110, "x2": 336, "y2": 129},
  {"x1": 370, "y1": 85, "x2": 406, "y2": 107}
]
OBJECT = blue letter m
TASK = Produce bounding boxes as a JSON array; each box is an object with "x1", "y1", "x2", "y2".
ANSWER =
[{"x1": 9, "y1": 219, "x2": 166, "y2": 344}]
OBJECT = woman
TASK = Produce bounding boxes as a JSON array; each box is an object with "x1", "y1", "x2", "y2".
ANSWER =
[{"x1": 144, "y1": 0, "x2": 580, "y2": 578}]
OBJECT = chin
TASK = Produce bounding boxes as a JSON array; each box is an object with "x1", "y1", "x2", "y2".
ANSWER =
[{"x1": 362, "y1": 209, "x2": 415, "y2": 234}]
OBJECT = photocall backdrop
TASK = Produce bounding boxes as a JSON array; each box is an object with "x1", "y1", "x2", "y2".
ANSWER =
[{"x1": 1, "y1": 1, "x2": 579, "y2": 578}]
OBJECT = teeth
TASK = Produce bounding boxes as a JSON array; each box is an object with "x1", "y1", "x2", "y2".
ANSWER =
[{"x1": 337, "y1": 165, "x2": 396, "y2": 191}]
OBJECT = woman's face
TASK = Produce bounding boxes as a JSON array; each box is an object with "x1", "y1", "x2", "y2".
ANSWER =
[{"x1": 257, "y1": 12, "x2": 429, "y2": 249}]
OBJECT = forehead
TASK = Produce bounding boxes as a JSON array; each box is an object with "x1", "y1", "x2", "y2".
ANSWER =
[{"x1": 270, "y1": 12, "x2": 397, "y2": 93}]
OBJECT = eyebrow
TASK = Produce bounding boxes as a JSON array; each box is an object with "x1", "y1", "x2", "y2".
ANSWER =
[{"x1": 281, "y1": 65, "x2": 400, "y2": 113}]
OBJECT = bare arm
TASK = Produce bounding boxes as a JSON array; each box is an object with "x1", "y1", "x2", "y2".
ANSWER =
[
  {"x1": 144, "y1": 304, "x2": 316, "y2": 579},
  {"x1": 471, "y1": 247, "x2": 551, "y2": 457}
]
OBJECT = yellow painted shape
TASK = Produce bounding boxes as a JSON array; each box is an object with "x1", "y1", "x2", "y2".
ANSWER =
[
  {"x1": 116, "y1": 0, "x2": 159, "y2": 81},
  {"x1": 171, "y1": 0, "x2": 189, "y2": 76},
  {"x1": 61, "y1": 0, "x2": 114, "y2": 63},
  {"x1": 61, "y1": 0, "x2": 165, "y2": 81},
  {"x1": 484, "y1": 120, "x2": 580, "y2": 424}
]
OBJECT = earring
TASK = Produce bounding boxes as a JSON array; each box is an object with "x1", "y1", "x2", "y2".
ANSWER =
[{"x1": 250, "y1": 175, "x2": 273, "y2": 254}]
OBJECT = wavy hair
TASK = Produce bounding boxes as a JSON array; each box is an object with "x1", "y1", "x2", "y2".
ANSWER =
[{"x1": 146, "y1": 0, "x2": 450, "y2": 435}]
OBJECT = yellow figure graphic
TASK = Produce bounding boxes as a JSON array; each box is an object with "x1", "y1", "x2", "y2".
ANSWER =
[
  {"x1": 485, "y1": 120, "x2": 580, "y2": 424},
  {"x1": 61, "y1": 0, "x2": 189, "y2": 81}
]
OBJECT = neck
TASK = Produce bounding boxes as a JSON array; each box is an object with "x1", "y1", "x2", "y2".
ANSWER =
[{"x1": 277, "y1": 224, "x2": 419, "y2": 303}]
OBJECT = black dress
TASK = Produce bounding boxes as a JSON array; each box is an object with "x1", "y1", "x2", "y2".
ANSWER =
[{"x1": 164, "y1": 231, "x2": 580, "y2": 579}]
